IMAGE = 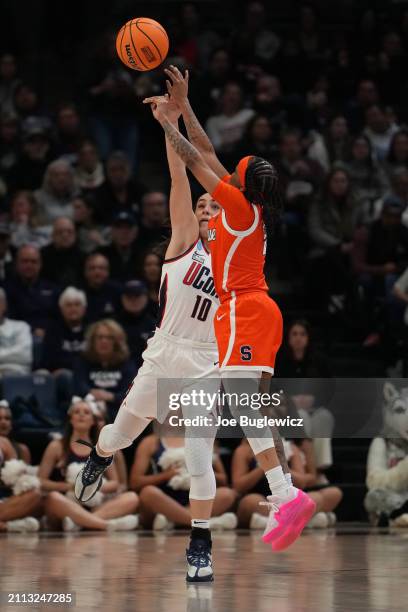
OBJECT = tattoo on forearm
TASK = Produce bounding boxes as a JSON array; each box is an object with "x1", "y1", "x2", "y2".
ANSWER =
[
  {"x1": 162, "y1": 119, "x2": 201, "y2": 168},
  {"x1": 183, "y1": 101, "x2": 213, "y2": 153}
]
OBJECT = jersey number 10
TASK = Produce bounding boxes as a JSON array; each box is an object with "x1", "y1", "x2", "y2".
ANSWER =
[{"x1": 191, "y1": 295, "x2": 212, "y2": 322}]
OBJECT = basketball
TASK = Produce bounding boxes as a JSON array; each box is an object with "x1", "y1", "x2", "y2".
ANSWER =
[{"x1": 116, "y1": 18, "x2": 169, "y2": 72}]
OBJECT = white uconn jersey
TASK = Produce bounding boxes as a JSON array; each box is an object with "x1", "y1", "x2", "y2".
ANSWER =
[{"x1": 157, "y1": 239, "x2": 218, "y2": 344}]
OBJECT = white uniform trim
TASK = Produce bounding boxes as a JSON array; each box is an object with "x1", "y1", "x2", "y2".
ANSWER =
[
  {"x1": 221, "y1": 291, "x2": 236, "y2": 368},
  {"x1": 221, "y1": 206, "x2": 259, "y2": 292},
  {"x1": 220, "y1": 365, "x2": 275, "y2": 374}
]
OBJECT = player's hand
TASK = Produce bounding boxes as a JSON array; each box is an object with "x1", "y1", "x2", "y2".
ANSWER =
[
  {"x1": 143, "y1": 94, "x2": 173, "y2": 122},
  {"x1": 164, "y1": 65, "x2": 189, "y2": 105}
]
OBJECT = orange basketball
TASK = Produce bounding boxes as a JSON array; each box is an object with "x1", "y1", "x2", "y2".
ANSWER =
[{"x1": 116, "y1": 18, "x2": 169, "y2": 72}]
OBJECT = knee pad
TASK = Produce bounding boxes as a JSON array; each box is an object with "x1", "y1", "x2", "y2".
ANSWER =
[
  {"x1": 190, "y1": 470, "x2": 216, "y2": 501},
  {"x1": 184, "y1": 436, "x2": 216, "y2": 500},
  {"x1": 184, "y1": 436, "x2": 214, "y2": 476},
  {"x1": 98, "y1": 423, "x2": 134, "y2": 454}
]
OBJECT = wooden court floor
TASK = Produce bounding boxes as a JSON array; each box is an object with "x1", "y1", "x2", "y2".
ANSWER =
[{"x1": 1, "y1": 527, "x2": 407, "y2": 612}]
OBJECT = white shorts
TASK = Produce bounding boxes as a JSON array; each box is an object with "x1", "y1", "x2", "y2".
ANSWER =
[{"x1": 122, "y1": 328, "x2": 220, "y2": 420}]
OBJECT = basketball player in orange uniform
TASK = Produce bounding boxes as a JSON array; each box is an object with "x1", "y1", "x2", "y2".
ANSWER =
[{"x1": 145, "y1": 66, "x2": 316, "y2": 553}]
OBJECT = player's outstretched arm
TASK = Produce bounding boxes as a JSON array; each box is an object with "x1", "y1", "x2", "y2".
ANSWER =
[
  {"x1": 162, "y1": 96, "x2": 199, "y2": 259},
  {"x1": 164, "y1": 65, "x2": 228, "y2": 179},
  {"x1": 144, "y1": 96, "x2": 254, "y2": 230}
]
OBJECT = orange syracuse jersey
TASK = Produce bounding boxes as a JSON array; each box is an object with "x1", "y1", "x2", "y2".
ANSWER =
[{"x1": 208, "y1": 175, "x2": 268, "y2": 303}]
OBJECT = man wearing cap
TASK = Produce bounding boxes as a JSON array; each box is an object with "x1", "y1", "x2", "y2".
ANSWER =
[
  {"x1": 97, "y1": 211, "x2": 140, "y2": 281},
  {"x1": 6, "y1": 116, "x2": 54, "y2": 192},
  {"x1": 0, "y1": 223, "x2": 14, "y2": 283},
  {"x1": 357, "y1": 196, "x2": 408, "y2": 304},
  {"x1": 117, "y1": 280, "x2": 156, "y2": 368}
]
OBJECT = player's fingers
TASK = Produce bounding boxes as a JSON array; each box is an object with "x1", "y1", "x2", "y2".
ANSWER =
[
  {"x1": 164, "y1": 68, "x2": 176, "y2": 83},
  {"x1": 165, "y1": 67, "x2": 179, "y2": 83},
  {"x1": 169, "y1": 65, "x2": 182, "y2": 81},
  {"x1": 166, "y1": 80, "x2": 172, "y2": 94},
  {"x1": 185, "y1": 70, "x2": 189, "y2": 83},
  {"x1": 172, "y1": 65, "x2": 184, "y2": 80}
]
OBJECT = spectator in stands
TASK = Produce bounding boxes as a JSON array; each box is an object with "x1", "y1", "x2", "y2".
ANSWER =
[
  {"x1": 82, "y1": 253, "x2": 121, "y2": 322},
  {"x1": 253, "y1": 75, "x2": 291, "y2": 130},
  {"x1": 6, "y1": 116, "x2": 54, "y2": 192},
  {"x1": 288, "y1": 439, "x2": 342, "y2": 527},
  {"x1": 275, "y1": 319, "x2": 333, "y2": 473},
  {"x1": 0, "y1": 53, "x2": 20, "y2": 115},
  {"x1": 93, "y1": 151, "x2": 145, "y2": 225},
  {"x1": 374, "y1": 167, "x2": 408, "y2": 227},
  {"x1": 39, "y1": 396, "x2": 139, "y2": 531},
  {"x1": 40, "y1": 218, "x2": 83, "y2": 286},
  {"x1": 8, "y1": 190, "x2": 51, "y2": 249},
  {"x1": 0, "y1": 287, "x2": 32, "y2": 375},
  {"x1": 0, "y1": 400, "x2": 31, "y2": 462},
  {"x1": 229, "y1": 1, "x2": 280, "y2": 65},
  {"x1": 363, "y1": 104, "x2": 399, "y2": 162},
  {"x1": 383, "y1": 129, "x2": 408, "y2": 179},
  {"x1": 232, "y1": 114, "x2": 277, "y2": 165},
  {"x1": 297, "y1": 3, "x2": 325, "y2": 61},
  {"x1": 275, "y1": 319, "x2": 330, "y2": 378},
  {"x1": 74, "y1": 140, "x2": 104, "y2": 192},
  {"x1": 277, "y1": 129, "x2": 324, "y2": 223},
  {"x1": 0, "y1": 222, "x2": 14, "y2": 282},
  {"x1": 347, "y1": 79, "x2": 380, "y2": 133},
  {"x1": 72, "y1": 194, "x2": 108, "y2": 253},
  {"x1": 346, "y1": 135, "x2": 389, "y2": 206},
  {"x1": 130, "y1": 434, "x2": 236, "y2": 530},
  {"x1": 141, "y1": 251, "x2": 162, "y2": 317},
  {"x1": 13, "y1": 83, "x2": 43, "y2": 121},
  {"x1": 308, "y1": 115, "x2": 352, "y2": 174},
  {"x1": 308, "y1": 167, "x2": 361, "y2": 306},
  {"x1": 73, "y1": 319, "x2": 135, "y2": 419},
  {"x1": 138, "y1": 192, "x2": 169, "y2": 256},
  {"x1": 5, "y1": 245, "x2": 58, "y2": 336},
  {"x1": 117, "y1": 280, "x2": 156, "y2": 368},
  {"x1": 54, "y1": 102, "x2": 87, "y2": 160},
  {"x1": 35, "y1": 159, "x2": 77, "y2": 223},
  {"x1": 355, "y1": 197, "x2": 408, "y2": 305},
  {"x1": 98, "y1": 211, "x2": 140, "y2": 281},
  {"x1": 0, "y1": 434, "x2": 43, "y2": 533},
  {"x1": 0, "y1": 112, "x2": 19, "y2": 177},
  {"x1": 205, "y1": 82, "x2": 254, "y2": 158},
  {"x1": 41, "y1": 286, "x2": 87, "y2": 373}
]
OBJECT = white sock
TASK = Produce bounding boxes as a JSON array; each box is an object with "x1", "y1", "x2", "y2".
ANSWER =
[
  {"x1": 265, "y1": 465, "x2": 290, "y2": 497},
  {"x1": 285, "y1": 472, "x2": 293, "y2": 487},
  {"x1": 191, "y1": 519, "x2": 210, "y2": 530}
]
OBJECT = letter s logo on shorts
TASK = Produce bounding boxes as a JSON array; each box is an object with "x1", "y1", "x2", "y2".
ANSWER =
[{"x1": 240, "y1": 345, "x2": 252, "y2": 361}]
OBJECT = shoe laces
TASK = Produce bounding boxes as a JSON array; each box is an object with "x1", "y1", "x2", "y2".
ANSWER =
[
  {"x1": 76, "y1": 439, "x2": 108, "y2": 481},
  {"x1": 186, "y1": 540, "x2": 212, "y2": 568},
  {"x1": 259, "y1": 499, "x2": 280, "y2": 514}
]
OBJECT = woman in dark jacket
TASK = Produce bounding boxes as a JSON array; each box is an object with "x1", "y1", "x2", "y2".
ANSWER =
[{"x1": 73, "y1": 319, "x2": 135, "y2": 420}]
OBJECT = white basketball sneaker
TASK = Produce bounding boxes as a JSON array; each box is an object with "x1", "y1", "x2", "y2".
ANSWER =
[
  {"x1": 209, "y1": 512, "x2": 237, "y2": 530},
  {"x1": 107, "y1": 514, "x2": 139, "y2": 531},
  {"x1": 6, "y1": 517, "x2": 40, "y2": 533}
]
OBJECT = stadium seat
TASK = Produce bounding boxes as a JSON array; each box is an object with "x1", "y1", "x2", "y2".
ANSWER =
[{"x1": 2, "y1": 374, "x2": 62, "y2": 430}]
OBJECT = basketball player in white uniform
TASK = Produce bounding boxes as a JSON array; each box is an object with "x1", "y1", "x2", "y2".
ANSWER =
[{"x1": 75, "y1": 97, "x2": 222, "y2": 582}]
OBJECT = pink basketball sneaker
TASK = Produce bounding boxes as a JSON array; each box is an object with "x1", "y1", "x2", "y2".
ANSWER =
[{"x1": 261, "y1": 488, "x2": 316, "y2": 551}]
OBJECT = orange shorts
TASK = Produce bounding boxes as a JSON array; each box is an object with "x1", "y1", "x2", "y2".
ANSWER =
[{"x1": 214, "y1": 291, "x2": 283, "y2": 374}]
